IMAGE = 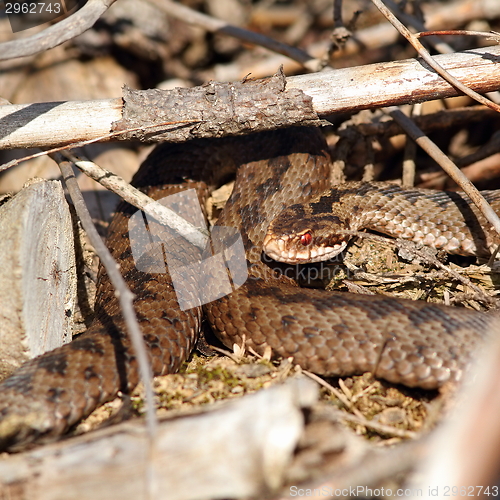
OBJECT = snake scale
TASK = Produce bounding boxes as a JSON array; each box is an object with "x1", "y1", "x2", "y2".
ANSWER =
[{"x1": 0, "y1": 127, "x2": 498, "y2": 451}]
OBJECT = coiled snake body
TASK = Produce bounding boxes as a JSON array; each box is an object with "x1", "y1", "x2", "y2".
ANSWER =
[{"x1": 0, "y1": 128, "x2": 498, "y2": 450}]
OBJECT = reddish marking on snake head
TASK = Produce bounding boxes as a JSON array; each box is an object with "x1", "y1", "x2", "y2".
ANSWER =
[{"x1": 300, "y1": 232, "x2": 312, "y2": 246}]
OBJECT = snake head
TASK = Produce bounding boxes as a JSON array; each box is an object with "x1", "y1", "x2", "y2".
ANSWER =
[{"x1": 263, "y1": 206, "x2": 350, "y2": 264}]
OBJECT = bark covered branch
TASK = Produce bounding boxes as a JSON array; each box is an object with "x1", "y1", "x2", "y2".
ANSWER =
[{"x1": 1, "y1": 45, "x2": 499, "y2": 150}]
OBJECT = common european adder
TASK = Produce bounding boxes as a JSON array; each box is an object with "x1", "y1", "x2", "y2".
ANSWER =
[{"x1": 0, "y1": 127, "x2": 497, "y2": 451}]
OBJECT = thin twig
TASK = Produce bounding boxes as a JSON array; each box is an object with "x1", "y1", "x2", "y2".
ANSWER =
[
  {"x1": 302, "y1": 370, "x2": 359, "y2": 416},
  {"x1": 62, "y1": 151, "x2": 209, "y2": 250},
  {"x1": 0, "y1": 0, "x2": 116, "y2": 61},
  {"x1": 53, "y1": 155, "x2": 158, "y2": 443},
  {"x1": 147, "y1": 0, "x2": 322, "y2": 72},
  {"x1": 0, "y1": 119, "x2": 200, "y2": 174},
  {"x1": 333, "y1": 410, "x2": 418, "y2": 439},
  {"x1": 418, "y1": 30, "x2": 500, "y2": 43},
  {"x1": 371, "y1": 0, "x2": 500, "y2": 113},
  {"x1": 356, "y1": 106, "x2": 497, "y2": 138},
  {"x1": 330, "y1": 0, "x2": 352, "y2": 53},
  {"x1": 401, "y1": 104, "x2": 421, "y2": 187},
  {"x1": 386, "y1": 107, "x2": 500, "y2": 252},
  {"x1": 383, "y1": 0, "x2": 454, "y2": 54},
  {"x1": 302, "y1": 372, "x2": 417, "y2": 439},
  {"x1": 456, "y1": 131, "x2": 500, "y2": 169},
  {"x1": 204, "y1": 345, "x2": 245, "y2": 365},
  {"x1": 56, "y1": 154, "x2": 159, "y2": 498}
]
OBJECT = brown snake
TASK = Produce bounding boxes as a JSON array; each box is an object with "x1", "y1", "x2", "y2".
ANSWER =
[{"x1": 0, "y1": 127, "x2": 498, "y2": 451}]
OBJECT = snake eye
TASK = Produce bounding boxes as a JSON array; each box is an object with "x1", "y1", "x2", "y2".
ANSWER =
[{"x1": 300, "y1": 232, "x2": 312, "y2": 246}]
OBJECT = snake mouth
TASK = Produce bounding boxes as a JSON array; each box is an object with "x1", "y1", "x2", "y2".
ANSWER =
[{"x1": 263, "y1": 234, "x2": 347, "y2": 264}]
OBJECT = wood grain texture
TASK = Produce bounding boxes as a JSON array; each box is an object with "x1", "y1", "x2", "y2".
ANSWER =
[
  {"x1": 0, "y1": 180, "x2": 75, "y2": 380},
  {"x1": 0, "y1": 378, "x2": 317, "y2": 500}
]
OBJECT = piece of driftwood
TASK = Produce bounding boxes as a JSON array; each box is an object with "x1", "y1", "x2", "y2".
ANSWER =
[
  {"x1": 0, "y1": 179, "x2": 76, "y2": 379},
  {"x1": 1, "y1": 45, "x2": 500, "y2": 150},
  {"x1": 0, "y1": 377, "x2": 318, "y2": 500}
]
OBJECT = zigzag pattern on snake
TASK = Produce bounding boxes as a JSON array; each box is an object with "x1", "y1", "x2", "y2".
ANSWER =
[{"x1": 0, "y1": 128, "x2": 497, "y2": 451}]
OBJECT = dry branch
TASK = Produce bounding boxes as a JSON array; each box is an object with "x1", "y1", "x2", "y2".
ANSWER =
[
  {"x1": 371, "y1": 0, "x2": 500, "y2": 112},
  {"x1": 0, "y1": 0, "x2": 117, "y2": 61},
  {"x1": 0, "y1": 98, "x2": 123, "y2": 150},
  {"x1": 0, "y1": 377, "x2": 318, "y2": 500},
  {"x1": 56, "y1": 158, "x2": 158, "y2": 447},
  {"x1": 1, "y1": 45, "x2": 500, "y2": 150},
  {"x1": 61, "y1": 151, "x2": 209, "y2": 248}
]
